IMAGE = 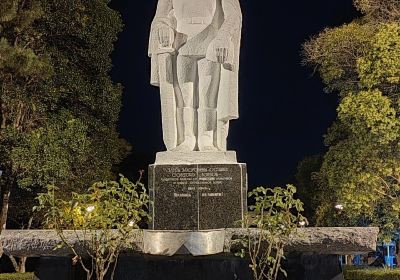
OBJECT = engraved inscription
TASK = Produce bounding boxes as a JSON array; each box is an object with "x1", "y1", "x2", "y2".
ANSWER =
[
  {"x1": 174, "y1": 193, "x2": 192, "y2": 197},
  {"x1": 159, "y1": 166, "x2": 234, "y2": 197}
]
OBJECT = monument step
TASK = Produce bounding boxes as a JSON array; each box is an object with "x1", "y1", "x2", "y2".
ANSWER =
[{"x1": 155, "y1": 151, "x2": 238, "y2": 164}]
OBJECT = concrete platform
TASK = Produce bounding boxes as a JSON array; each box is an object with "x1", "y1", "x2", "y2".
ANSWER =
[{"x1": 0, "y1": 227, "x2": 379, "y2": 257}]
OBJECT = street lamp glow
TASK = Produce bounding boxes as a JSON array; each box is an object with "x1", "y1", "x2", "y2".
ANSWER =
[
  {"x1": 86, "y1": 205, "x2": 95, "y2": 213},
  {"x1": 335, "y1": 204, "x2": 344, "y2": 210}
]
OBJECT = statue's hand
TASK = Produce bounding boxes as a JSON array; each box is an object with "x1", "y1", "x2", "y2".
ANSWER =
[
  {"x1": 157, "y1": 26, "x2": 174, "y2": 48},
  {"x1": 216, "y1": 47, "x2": 229, "y2": 64},
  {"x1": 212, "y1": 37, "x2": 230, "y2": 64}
]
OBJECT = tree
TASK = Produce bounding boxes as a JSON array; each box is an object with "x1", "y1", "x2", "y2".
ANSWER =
[
  {"x1": 319, "y1": 90, "x2": 400, "y2": 237},
  {"x1": 303, "y1": 0, "x2": 400, "y2": 239},
  {"x1": 0, "y1": 0, "x2": 129, "y2": 233},
  {"x1": 294, "y1": 154, "x2": 323, "y2": 225},
  {"x1": 303, "y1": 11, "x2": 399, "y2": 97}
]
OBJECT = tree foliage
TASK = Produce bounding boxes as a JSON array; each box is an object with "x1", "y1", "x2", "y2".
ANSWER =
[
  {"x1": 303, "y1": 23, "x2": 374, "y2": 94},
  {"x1": 294, "y1": 154, "x2": 323, "y2": 225},
  {"x1": 354, "y1": 0, "x2": 400, "y2": 22},
  {"x1": 357, "y1": 24, "x2": 400, "y2": 94},
  {"x1": 0, "y1": 0, "x2": 128, "y2": 229},
  {"x1": 303, "y1": 0, "x2": 400, "y2": 239}
]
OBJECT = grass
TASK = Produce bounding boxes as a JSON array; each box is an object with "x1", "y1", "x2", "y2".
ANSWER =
[
  {"x1": 0, "y1": 273, "x2": 34, "y2": 280},
  {"x1": 4, "y1": 268, "x2": 400, "y2": 280},
  {"x1": 344, "y1": 266, "x2": 400, "y2": 280}
]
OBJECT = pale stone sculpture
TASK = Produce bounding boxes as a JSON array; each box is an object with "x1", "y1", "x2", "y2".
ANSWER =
[{"x1": 149, "y1": 0, "x2": 242, "y2": 151}]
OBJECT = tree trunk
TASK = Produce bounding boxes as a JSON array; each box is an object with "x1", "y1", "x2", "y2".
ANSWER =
[
  {"x1": 9, "y1": 255, "x2": 26, "y2": 273},
  {"x1": 9, "y1": 255, "x2": 19, "y2": 272},
  {"x1": 0, "y1": 101, "x2": 7, "y2": 129},
  {"x1": 19, "y1": 257, "x2": 26, "y2": 273},
  {"x1": 0, "y1": 188, "x2": 11, "y2": 258},
  {"x1": 0, "y1": 189, "x2": 11, "y2": 231}
]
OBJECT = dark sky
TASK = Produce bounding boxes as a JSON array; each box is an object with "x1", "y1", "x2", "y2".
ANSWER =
[{"x1": 109, "y1": 0, "x2": 359, "y2": 187}]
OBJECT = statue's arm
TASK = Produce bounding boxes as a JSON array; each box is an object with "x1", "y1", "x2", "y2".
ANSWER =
[
  {"x1": 207, "y1": 0, "x2": 242, "y2": 64},
  {"x1": 149, "y1": 0, "x2": 175, "y2": 54},
  {"x1": 153, "y1": 0, "x2": 173, "y2": 19},
  {"x1": 218, "y1": 0, "x2": 242, "y2": 41}
]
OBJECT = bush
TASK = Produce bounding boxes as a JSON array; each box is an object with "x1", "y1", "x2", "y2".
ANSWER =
[
  {"x1": 344, "y1": 266, "x2": 400, "y2": 280},
  {"x1": 0, "y1": 273, "x2": 33, "y2": 280},
  {"x1": 237, "y1": 185, "x2": 307, "y2": 280},
  {"x1": 36, "y1": 175, "x2": 150, "y2": 280}
]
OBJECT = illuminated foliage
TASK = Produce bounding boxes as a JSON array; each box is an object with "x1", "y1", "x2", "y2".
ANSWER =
[
  {"x1": 303, "y1": 0, "x2": 400, "y2": 239},
  {"x1": 0, "y1": 0, "x2": 128, "y2": 230},
  {"x1": 36, "y1": 175, "x2": 150, "y2": 280}
]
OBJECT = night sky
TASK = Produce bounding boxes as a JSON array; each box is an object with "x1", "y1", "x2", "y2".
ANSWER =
[{"x1": 110, "y1": 0, "x2": 359, "y2": 187}]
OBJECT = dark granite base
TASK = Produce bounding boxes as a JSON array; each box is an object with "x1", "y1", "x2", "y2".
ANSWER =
[
  {"x1": 34, "y1": 254, "x2": 344, "y2": 280},
  {"x1": 115, "y1": 255, "x2": 252, "y2": 280},
  {"x1": 283, "y1": 253, "x2": 344, "y2": 280},
  {"x1": 34, "y1": 256, "x2": 85, "y2": 280},
  {"x1": 148, "y1": 163, "x2": 247, "y2": 230}
]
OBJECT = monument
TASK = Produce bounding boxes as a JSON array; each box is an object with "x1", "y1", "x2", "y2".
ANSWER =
[
  {"x1": 0, "y1": 2, "x2": 381, "y2": 279},
  {"x1": 148, "y1": 0, "x2": 246, "y2": 230}
]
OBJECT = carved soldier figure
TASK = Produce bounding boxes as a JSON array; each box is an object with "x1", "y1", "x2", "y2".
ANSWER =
[{"x1": 149, "y1": 0, "x2": 242, "y2": 151}]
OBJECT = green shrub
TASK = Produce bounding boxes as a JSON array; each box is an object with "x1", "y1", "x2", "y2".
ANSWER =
[
  {"x1": 36, "y1": 175, "x2": 150, "y2": 280},
  {"x1": 344, "y1": 266, "x2": 400, "y2": 280},
  {"x1": 0, "y1": 273, "x2": 33, "y2": 280},
  {"x1": 237, "y1": 185, "x2": 307, "y2": 280}
]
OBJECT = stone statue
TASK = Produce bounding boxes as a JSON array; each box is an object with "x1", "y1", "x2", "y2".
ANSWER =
[{"x1": 149, "y1": 0, "x2": 242, "y2": 152}]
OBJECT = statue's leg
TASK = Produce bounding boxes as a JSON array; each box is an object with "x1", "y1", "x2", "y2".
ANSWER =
[
  {"x1": 157, "y1": 53, "x2": 177, "y2": 151},
  {"x1": 197, "y1": 58, "x2": 221, "y2": 151},
  {"x1": 173, "y1": 55, "x2": 197, "y2": 152}
]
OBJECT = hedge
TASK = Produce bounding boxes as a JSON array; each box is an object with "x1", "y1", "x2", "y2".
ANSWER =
[
  {"x1": 344, "y1": 266, "x2": 400, "y2": 280},
  {"x1": 0, "y1": 273, "x2": 33, "y2": 280}
]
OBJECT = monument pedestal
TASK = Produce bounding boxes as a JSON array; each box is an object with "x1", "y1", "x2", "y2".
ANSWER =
[{"x1": 148, "y1": 151, "x2": 247, "y2": 230}]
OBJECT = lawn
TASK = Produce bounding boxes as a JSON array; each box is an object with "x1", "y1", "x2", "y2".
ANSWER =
[
  {"x1": 344, "y1": 266, "x2": 400, "y2": 280},
  {"x1": 0, "y1": 273, "x2": 33, "y2": 280}
]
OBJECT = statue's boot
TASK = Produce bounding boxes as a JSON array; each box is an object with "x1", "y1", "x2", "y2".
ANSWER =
[
  {"x1": 216, "y1": 120, "x2": 229, "y2": 151},
  {"x1": 173, "y1": 107, "x2": 196, "y2": 152},
  {"x1": 198, "y1": 108, "x2": 219, "y2": 151}
]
